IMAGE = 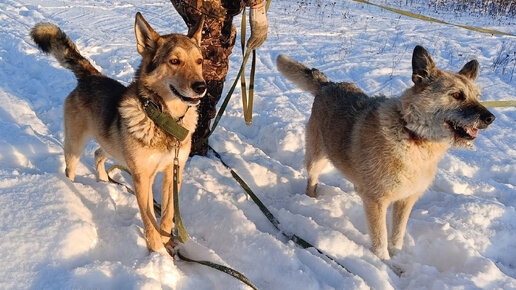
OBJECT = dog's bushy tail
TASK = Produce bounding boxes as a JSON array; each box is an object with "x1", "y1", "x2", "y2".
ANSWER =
[
  {"x1": 31, "y1": 23, "x2": 101, "y2": 79},
  {"x1": 276, "y1": 54, "x2": 328, "y2": 96}
]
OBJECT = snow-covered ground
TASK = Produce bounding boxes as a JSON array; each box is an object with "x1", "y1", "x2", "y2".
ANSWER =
[{"x1": 1, "y1": 0, "x2": 515, "y2": 289}]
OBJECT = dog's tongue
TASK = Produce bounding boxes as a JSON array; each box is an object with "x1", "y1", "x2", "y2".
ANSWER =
[{"x1": 466, "y1": 126, "x2": 479, "y2": 138}]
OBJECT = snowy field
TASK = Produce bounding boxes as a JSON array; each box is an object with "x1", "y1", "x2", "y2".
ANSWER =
[{"x1": 1, "y1": 0, "x2": 516, "y2": 289}]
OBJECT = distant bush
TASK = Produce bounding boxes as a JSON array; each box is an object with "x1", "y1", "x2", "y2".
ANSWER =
[
  {"x1": 293, "y1": 0, "x2": 514, "y2": 17},
  {"x1": 492, "y1": 41, "x2": 516, "y2": 81},
  {"x1": 433, "y1": 0, "x2": 514, "y2": 16},
  {"x1": 391, "y1": 0, "x2": 515, "y2": 17}
]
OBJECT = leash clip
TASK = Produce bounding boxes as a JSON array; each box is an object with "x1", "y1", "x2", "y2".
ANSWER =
[
  {"x1": 140, "y1": 96, "x2": 161, "y2": 112},
  {"x1": 174, "y1": 140, "x2": 181, "y2": 166}
]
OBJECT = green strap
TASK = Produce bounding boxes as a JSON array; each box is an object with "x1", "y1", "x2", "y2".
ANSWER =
[
  {"x1": 240, "y1": 9, "x2": 251, "y2": 126},
  {"x1": 177, "y1": 251, "x2": 258, "y2": 290},
  {"x1": 209, "y1": 146, "x2": 356, "y2": 276},
  {"x1": 210, "y1": 148, "x2": 280, "y2": 230},
  {"x1": 239, "y1": 8, "x2": 257, "y2": 127},
  {"x1": 246, "y1": 49, "x2": 256, "y2": 126},
  {"x1": 107, "y1": 165, "x2": 135, "y2": 194},
  {"x1": 172, "y1": 162, "x2": 190, "y2": 243},
  {"x1": 480, "y1": 100, "x2": 516, "y2": 108},
  {"x1": 352, "y1": 0, "x2": 515, "y2": 37},
  {"x1": 207, "y1": 50, "x2": 253, "y2": 140},
  {"x1": 240, "y1": 8, "x2": 254, "y2": 127}
]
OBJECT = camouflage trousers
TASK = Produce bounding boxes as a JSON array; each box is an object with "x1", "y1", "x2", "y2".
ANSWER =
[{"x1": 171, "y1": 0, "x2": 241, "y2": 155}]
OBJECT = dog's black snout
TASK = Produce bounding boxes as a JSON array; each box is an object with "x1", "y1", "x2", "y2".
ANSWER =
[
  {"x1": 481, "y1": 111, "x2": 495, "y2": 125},
  {"x1": 192, "y1": 81, "x2": 207, "y2": 95}
]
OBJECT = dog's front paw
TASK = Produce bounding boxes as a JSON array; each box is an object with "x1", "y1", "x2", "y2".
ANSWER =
[
  {"x1": 306, "y1": 184, "x2": 318, "y2": 198},
  {"x1": 384, "y1": 259, "x2": 404, "y2": 276},
  {"x1": 97, "y1": 171, "x2": 108, "y2": 182},
  {"x1": 164, "y1": 239, "x2": 178, "y2": 256},
  {"x1": 65, "y1": 168, "x2": 75, "y2": 182},
  {"x1": 388, "y1": 246, "x2": 402, "y2": 257},
  {"x1": 374, "y1": 247, "x2": 391, "y2": 260},
  {"x1": 146, "y1": 230, "x2": 167, "y2": 252}
]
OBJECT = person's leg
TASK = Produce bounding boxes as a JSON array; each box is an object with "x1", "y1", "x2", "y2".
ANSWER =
[
  {"x1": 190, "y1": 79, "x2": 224, "y2": 155},
  {"x1": 170, "y1": 0, "x2": 239, "y2": 156},
  {"x1": 190, "y1": 20, "x2": 237, "y2": 155}
]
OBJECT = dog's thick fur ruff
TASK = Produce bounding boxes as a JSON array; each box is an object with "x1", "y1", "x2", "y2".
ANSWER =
[
  {"x1": 276, "y1": 46, "x2": 494, "y2": 259},
  {"x1": 31, "y1": 13, "x2": 206, "y2": 253}
]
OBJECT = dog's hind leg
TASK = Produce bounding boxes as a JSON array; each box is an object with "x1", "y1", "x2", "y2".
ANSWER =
[
  {"x1": 363, "y1": 196, "x2": 390, "y2": 260},
  {"x1": 306, "y1": 154, "x2": 328, "y2": 198},
  {"x1": 389, "y1": 193, "x2": 421, "y2": 256},
  {"x1": 64, "y1": 124, "x2": 89, "y2": 182},
  {"x1": 305, "y1": 119, "x2": 328, "y2": 198},
  {"x1": 64, "y1": 139, "x2": 86, "y2": 182},
  {"x1": 63, "y1": 95, "x2": 91, "y2": 182},
  {"x1": 94, "y1": 148, "x2": 109, "y2": 182}
]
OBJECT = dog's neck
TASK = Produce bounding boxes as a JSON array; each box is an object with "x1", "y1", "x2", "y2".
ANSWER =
[{"x1": 400, "y1": 118, "x2": 425, "y2": 145}]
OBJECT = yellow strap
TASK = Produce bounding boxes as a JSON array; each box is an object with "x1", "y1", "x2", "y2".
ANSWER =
[
  {"x1": 206, "y1": 0, "x2": 273, "y2": 138},
  {"x1": 481, "y1": 100, "x2": 516, "y2": 108},
  {"x1": 240, "y1": 9, "x2": 250, "y2": 126},
  {"x1": 247, "y1": 49, "x2": 256, "y2": 126},
  {"x1": 240, "y1": 8, "x2": 257, "y2": 126}
]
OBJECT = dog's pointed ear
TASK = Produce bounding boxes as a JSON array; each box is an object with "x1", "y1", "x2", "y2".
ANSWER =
[
  {"x1": 458, "y1": 59, "x2": 479, "y2": 80},
  {"x1": 187, "y1": 15, "x2": 204, "y2": 47},
  {"x1": 135, "y1": 12, "x2": 160, "y2": 55},
  {"x1": 412, "y1": 45, "x2": 437, "y2": 85}
]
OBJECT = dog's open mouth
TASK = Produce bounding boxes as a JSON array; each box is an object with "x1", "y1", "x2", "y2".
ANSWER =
[
  {"x1": 169, "y1": 84, "x2": 201, "y2": 105},
  {"x1": 445, "y1": 120, "x2": 478, "y2": 140}
]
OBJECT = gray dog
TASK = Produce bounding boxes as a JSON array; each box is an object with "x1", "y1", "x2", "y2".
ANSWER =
[{"x1": 276, "y1": 46, "x2": 494, "y2": 259}]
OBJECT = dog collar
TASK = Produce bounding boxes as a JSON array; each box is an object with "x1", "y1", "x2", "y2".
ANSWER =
[
  {"x1": 139, "y1": 96, "x2": 189, "y2": 142},
  {"x1": 403, "y1": 126, "x2": 424, "y2": 145},
  {"x1": 400, "y1": 118, "x2": 425, "y2": 145}
]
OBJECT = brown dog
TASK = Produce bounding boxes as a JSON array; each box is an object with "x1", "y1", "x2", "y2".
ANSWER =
[
  {"x1": 31, "y1": 13, "x2": 205, "y2": 253},
  {"x1": 277, "y1": 46, "x2": 495, "y2": 259}
]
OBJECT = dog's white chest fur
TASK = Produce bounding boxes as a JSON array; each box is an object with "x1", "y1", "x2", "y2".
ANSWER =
[
  {"x1": 148, "y1": 151, "x2": 176, "y2": 172},
  {"x1": 119, "y1": 97, "x2": 164, "y2": 146},
  {"x1": 394, "y1": 142, "x2": 448, "y2": 200}
]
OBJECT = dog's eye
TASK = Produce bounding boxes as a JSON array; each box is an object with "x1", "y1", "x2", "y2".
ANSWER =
[
  {"x1": 169, "y1": 59, "x2": 180, "y2": 65},
  {"x1": 196, "y1": 58, "x2": 203, "y2": 65},
  {"x1": 451, "y1": 92, "x2": 465, "y2": 101}
]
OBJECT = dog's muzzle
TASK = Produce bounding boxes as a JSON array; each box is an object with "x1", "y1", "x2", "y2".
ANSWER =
[
  {"x1": 446, "y1": 104, "x2": 495, "y2": 140},
  {"x1": 170, "y1": 82, "x2": 206, "y2": 106},
  {"x1": 191, "y1": 81, "x2": 207, "y2": 95}
]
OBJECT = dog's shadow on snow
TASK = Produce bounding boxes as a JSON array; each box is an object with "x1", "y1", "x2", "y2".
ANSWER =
[{"x1": 30, "y1": 172, "x2": 154, "y2": 288}]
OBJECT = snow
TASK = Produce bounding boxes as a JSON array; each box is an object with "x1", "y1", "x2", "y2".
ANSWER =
[{"x1": 1, "y1": 0, "x2": 515, "y2": 289}]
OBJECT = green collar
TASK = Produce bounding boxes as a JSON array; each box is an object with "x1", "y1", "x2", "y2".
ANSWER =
[{"x1": 139, "y1": 96, "x2": 189, "y2": 142}]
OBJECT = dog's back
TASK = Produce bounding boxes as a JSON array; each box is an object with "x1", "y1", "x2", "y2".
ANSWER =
[
  {"x1": 276, "y1": 54, "x2": 381, "y2": 119},
  {"x1": 276, "y1": 54, "x2": 387, "y2": 170}
]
